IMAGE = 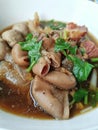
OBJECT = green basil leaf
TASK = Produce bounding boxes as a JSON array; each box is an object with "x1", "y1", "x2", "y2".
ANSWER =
[
  {"x1": 73, "y1": 88, "x2": 88, "y2": 102},
  {"x1": 18, "y1": 34, "x2": 42, "y2": 72},
  {"x1": 26, "y1": 33, "x2": 33, "y2": 41},
  {"x1": 54, "y1": 38, "x2": 70, "y2": 52},
  {"x1": 69, "y1": 46, "x2": 77, "y2": 55},
  {"x1": 69, "y1": 55, "x2": 94, "y2": 82}
]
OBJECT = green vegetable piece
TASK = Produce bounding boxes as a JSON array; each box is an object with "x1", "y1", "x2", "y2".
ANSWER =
[
  {"x1": 69, "y1": 46, "x2": 77, "y2": 55},
  {"x1": 89, "y1": 90, "x2": 98, "y2": 107},
  {"x1": 91, "y1": 57, "x2": 98, "y2": 62},
  {"x1": 26, "y1": 33, "x2": 33, "y2": 41},
  {"x1": 80, "y1": 48, "x2": 86, "y2": 56},
  {"x1": 84, "y1": 94, "x2": 88, "y2": 105},
  {"x1": 54, "y1": 38, "x2": 93, "y2": 82},
  {"x1": 54, "y1": 38, "x2": 77, "y2": 56},
  {"x1": 73, "y1": 88, "x2": 88, "y2": 103},
  {"x1": 27, "y1": 41, "x2": 42, "y2": 72},
  {"x1": 18, "y1": 34, "x2": 42, "y2": 72},
  {"x1": 69, "y1": 55, "x2": 94, "y2": 82},
  {"x1": 54, "y1": 38, "x2": 70, "y2": 53},
  {"x1": 70, "y1": 88, "x2": 98, "y2": 106},
  {"x1": 19, "y1": 38, "x2": 37, "y2": 51}
]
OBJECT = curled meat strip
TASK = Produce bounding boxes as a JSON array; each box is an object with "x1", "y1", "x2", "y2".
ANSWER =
[
  {"x1": 81, "y1": 40, "x2": 98, "y2": 58},
  {"x1": 42, "y1": 71, "x2": 76, "y2": 90},
  {"x1": 47, "y1": 52, "x2": 61, "y2": 68},
  {"x1": 12, "y1": 44, "x2": 29, "y2": 66},
  {"x1": 42, "y1": 51, "x2": 61, "y2": 68},
  {"x1": 32, "y1": 57, "x2": 50, "y2": 76},
  {"x1": 31, "y1": 76, "x2": 69, "y2": 119},
  {"x1": 66, "y1": 22, "x2": 87, "y2": 41},
  {"x1": 42, "y1": 37, "x2": 55, "y2": 51}
]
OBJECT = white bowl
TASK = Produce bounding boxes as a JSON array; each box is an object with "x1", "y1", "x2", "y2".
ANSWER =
[{"x1": 0, "y1": 0, "x2": 98, "y2": 130}]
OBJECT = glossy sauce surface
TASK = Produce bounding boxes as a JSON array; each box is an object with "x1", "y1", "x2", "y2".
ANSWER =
[{"x1": 0, "y1": 24, "x2": 98, "y2": 120}]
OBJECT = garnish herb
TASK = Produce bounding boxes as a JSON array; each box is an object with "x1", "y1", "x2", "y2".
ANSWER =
[
  {"x1": 19, "y1": 34, "x2": 42, "y2": 72},
  {"x1": 54, "y1": 38, "x2": 93, "y2": 82},
  {"x1": 91, "y1": 58, "x2": 98, "y2": 62},
  {"x1": 41, "y1": 20, "x2": 66, "y2": 30},
  {"x1": 71, "y1": 88, "x2": 88, "y2": 105},
  {"x1": 80, "y1": 48, "x2": 86, "y2": 56},
  {"x1": 68, "y1": 55, "x2": 94, "y2": 82},
  {"x1": 54, "y1": 38, "x2": 77, "y2": 55},
  {"x1": 89, "y1": 90, "x2": 98, "y2": 107},
  {"x1": 70, "y1": 88, "x2": 98, "y2": 107}
]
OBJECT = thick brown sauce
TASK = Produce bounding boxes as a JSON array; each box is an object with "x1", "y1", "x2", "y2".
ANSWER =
[
  {"x1": 0, "y1": 25, "x2": 98, "y2": 120},
  {"x1": 0, "y1": 81, "x2": 52, "y2": 119}
]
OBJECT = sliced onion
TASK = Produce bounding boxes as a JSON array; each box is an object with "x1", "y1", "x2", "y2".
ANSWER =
[
  {"x1": 80, "y1": 106, "x2": 93, "y2": 113},
  {"x1": 89, "y1": 69, "x2": 97, "y2": 90}
]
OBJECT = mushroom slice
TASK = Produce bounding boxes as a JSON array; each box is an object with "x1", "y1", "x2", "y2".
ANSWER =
[
  {"x1": 42, "y1": 71, "x2": 76, "y2": 90},
  {"x1": 30, "y1": 76, "x2": 69, "y2": 119}
]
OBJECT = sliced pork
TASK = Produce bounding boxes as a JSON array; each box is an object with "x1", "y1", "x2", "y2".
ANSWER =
[
  {"x1": 2, "y1": 30, "x2": 24, "y2": 47},
  {"x1": 66, "y1": 22, "x2": 87, "y2": 41},
  {"x1": 42, "y1": 71, "x2": 76, "y2": 90},
  {"x1": 31, "y1": 76, "x2": 69, "y2": 119},
  {"x1": 81, "y1": 40, "x2": 98, "y2": 58}
]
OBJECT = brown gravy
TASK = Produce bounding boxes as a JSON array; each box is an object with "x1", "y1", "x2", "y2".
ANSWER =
[
  {"x1": 0, "y1": 81, "x2": 85, "y2": 119},
  {"x1": 0, "y1": 81, "x2": 52, "y2": 119},
  {"x1": 0, "y1": 25, "x2": 98, "y2": 120}
]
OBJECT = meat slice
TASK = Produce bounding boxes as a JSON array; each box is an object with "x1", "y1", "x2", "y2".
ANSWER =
[
  {"x1": 2, "y1": 30, "x2": 24, "y2": 47},
  {"x1": 12, "y1": 22, "x2": 29, "y2": 36},
  {"x1": 81, "y1": 40, "x2": 98, "y2": 58},
  {"x1": 32, "y1": 57, "x2": 50, "y2": 76},
  {"x1": 47, "y1": 52, "x2": 61, "y2": 68},
  {"x1": 42, "y1": 71, "x2": 76, "y2": 90},
  {"x1": 66, "y1": 22, "x2": 87, "y2": 41},
  {"x1": 0, "y1": 38, "x2": 10, "y2": 60},
  {"x1": 31, "y1": 76, "x2": 69, "y2": 119}
]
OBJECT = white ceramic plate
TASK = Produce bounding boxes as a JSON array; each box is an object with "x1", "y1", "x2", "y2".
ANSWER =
[{"x1": 0, "y1": 0, "x2": 98, "y2": 130}]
